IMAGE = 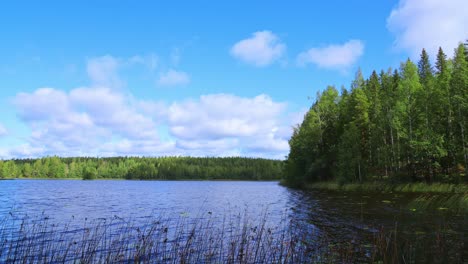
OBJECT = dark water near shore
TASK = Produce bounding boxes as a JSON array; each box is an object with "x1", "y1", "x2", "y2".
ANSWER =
[{"x1": 0, "y1": 180, "x2": 465, "y2": 262}]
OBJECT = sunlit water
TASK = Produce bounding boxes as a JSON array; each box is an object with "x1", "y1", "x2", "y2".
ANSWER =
[{"x1": 0, "y1": 180, "x2": 292, "y2": 225}]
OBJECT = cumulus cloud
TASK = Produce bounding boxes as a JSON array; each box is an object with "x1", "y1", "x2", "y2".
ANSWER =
[
  {"x1": 167, "y1": 94, "x2": 286, "y2": 139},
  {"x1": 166, "y1": 94, "x2": 290, "y2": 159},
  {"x1": 387, "y1": 0, "x2": 468, "y2": 57},
  {"x1": 13, "y1": 86, "x2": 161, "y2": 157},
  {"x1": 5, "y1": 53, "x2": 299, "y2": 159},
  {"x1": 297, "y1": 40, "x2": 364, "y2": 70},
  {"x1": 157, "y1": 69, "x2": 190, "y2": 86},
  {"x1": 10, "y1": 86, "x2": 294, "y2": 159},
  {"x1": 230, "y1": 31, "x2": 286, "y2": 67},
  {"x1": 8, "y1": 144, "x2": 45, "y2": 158}
]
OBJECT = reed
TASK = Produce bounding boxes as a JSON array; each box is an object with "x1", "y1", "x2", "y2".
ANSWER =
[
  {"x1": 0, "y1": 213, "x2": 318, "y2": 263},
  {"x1": 0, "y1": 212, "x2": 464, "y2": 263}
]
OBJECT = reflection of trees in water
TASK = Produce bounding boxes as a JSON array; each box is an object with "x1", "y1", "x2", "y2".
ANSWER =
[{"x1": 285, "y1": 188, "x2": 466, "y2": 263}]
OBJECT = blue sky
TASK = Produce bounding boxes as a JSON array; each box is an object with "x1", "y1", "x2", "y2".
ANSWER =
[{"x1": 0, "y1": 0, "x2": 467, "y2": 159}]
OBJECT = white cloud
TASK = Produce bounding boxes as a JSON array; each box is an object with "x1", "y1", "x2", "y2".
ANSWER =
[
  {"x1": 230, "y1": 31, "x2": 286, "y2": 67},
  {"x1": 157, "y1": 69, "x2": 190, "y2": 86},
  {"x1": 387, "y1": 0, "x2": 468, "y2": 57},
  {"x1": 11, "y1": 88, "x2": 294, "y2": 159},
  {"x1": 5, "y1": 53, "x2": 302, "y2": 159},
  {"x1": 86, "y1": 55, "x2": 123, "y2": 88},
  {"x1": 0, "y1": 124, "x2": 7, "y2": 136},
  {"x1": 165, "y1": 94, "x2": 291, "y2": 158},
  {"x1": 13, "y1": 86, "x2": 161, "y2": 157},
  {"x1": 8, "y1": 144, "x2": 45, "y2": 158},
  {"x1": 87, "y1": 54, "x2": 189, "y2": 89},
  {"x1": 0, "y1": 148, "x2": 8, "y2": 159},
  {"x1": 69, "y1": 87, "x2": 158, "y2": 140},
  {"x1": 15, "y1": 88, "x2": 71, "y2": 121},
  {"x1": 167, "y1": 94, "x2": 286, "y2": 140},
  {"x1": 297, "y1": 40, "x2": 364, "y2": 70}
]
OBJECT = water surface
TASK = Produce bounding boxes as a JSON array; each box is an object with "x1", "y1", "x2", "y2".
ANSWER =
[{"x1": 0, "y1": 180, "x2": 465, "y2": 262}]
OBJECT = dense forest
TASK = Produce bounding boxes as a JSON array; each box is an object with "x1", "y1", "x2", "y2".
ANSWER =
[
  {"x1": 0, "y1": 156, "x2": 283, "y2": 180},
  {"x1": 284, "y1": 43, "x2": 467, "y2": 187}
]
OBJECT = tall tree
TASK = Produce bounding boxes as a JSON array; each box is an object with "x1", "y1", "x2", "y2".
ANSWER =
[
  {"x1": 450, "y1": 43, "x2": 468, "y2": 180},
  {"x1": 435, "y1": 47, "x2": 455, "y2": 175},
  {"x1": 417, "y1": 48, "x2": 440, "y2": 182},
  {"x1": 349, "y1": 86, "x2": 370, "y2": 181},
  {"x1": 365, "y1": 71, "x2": 383, "y2": 172},
  {"x1": 394, "y1": 59, "x2": 423, "y2": 180}
]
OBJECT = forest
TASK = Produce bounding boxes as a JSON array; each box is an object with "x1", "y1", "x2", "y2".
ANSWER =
[
  {"x1": 0, "y1": 156, "x2": 283, "y2": 181},
  {"x1": 284, "y1": 42, "x2": 467, "y2": 187}
]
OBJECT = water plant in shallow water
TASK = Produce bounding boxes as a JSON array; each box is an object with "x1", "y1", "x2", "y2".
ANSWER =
[{"x1": 0, "y1": 211, "x2": 465, "y2": 263}]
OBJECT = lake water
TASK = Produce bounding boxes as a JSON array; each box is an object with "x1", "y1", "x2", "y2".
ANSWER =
[
  {"x1": 0, "y1": 180, "x2": 291, "y2": 224},
  {"x1": 0, "y1": 180, "x2": 465, "y2": 262}
]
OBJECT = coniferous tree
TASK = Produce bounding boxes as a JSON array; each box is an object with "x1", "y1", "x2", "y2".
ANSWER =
[
  {"x1": 417, "y1": 49, "x2": 440, "y2": 182},
  {"x1": 365, "y1": 71, "x2": 383, "y2": 173},
  {"x1": 450, "y1": 43, "x2": 468, "y2": 180},
  {"x1": 283, "y1": 42, "x2": 467, "y2": 186}
]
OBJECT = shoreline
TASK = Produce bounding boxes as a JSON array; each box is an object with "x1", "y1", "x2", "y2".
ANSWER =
[
  {"x1": 301, "y1": 181, "x2": 468, "y2": 194},
  {"x1": 2, "y1": 177, "x2": 281, "y2": 182}
]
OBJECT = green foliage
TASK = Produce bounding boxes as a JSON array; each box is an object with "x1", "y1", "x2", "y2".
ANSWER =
[
  {"x1": 1, "y1": 160, "x2": 20, "y2": 178},
  {"x1": 82, "y1": 166, "x2": 97, "y2": 180},
  {"x1": 283, "y1": 86, "x2": 340, "y2": 184},
  {"x1": 285, "y1": 43, "x2": 468, "y2": 186},
  {"x1": 0, "y1": 157, "x2": 283, "y2": 181}
]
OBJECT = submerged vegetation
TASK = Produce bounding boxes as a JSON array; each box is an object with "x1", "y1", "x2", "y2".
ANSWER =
[
  {"x1": 0, "y1": 156, "x2": 283, "y2": 181},
  {"x1": 284, "y1": 43, "x2": 468, "y2": 187}
]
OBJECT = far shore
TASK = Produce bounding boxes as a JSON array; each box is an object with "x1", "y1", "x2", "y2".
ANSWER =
[{"x1": 3, "y1": 177, "x2": 281, "y2": 182}]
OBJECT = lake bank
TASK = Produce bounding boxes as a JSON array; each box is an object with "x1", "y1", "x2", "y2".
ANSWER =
[
  {"x1": 302, "y1": 181, "x2": 468, "y2": 194},
  {"x1": 5, "y1": 177, "x2": 280, "y2": 182}
]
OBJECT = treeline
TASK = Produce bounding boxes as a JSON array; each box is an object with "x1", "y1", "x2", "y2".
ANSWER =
[
  {"x1": 0, "y1": 156, "x2": 283, "y2": 180},
  {"x1": 284, "y1": 43, "x2": 467, "y2": 186}
]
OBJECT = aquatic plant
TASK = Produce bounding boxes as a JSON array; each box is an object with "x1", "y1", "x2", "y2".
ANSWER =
[{"x1": 0, "y1": 211, "x2": 464, "y2": 263}]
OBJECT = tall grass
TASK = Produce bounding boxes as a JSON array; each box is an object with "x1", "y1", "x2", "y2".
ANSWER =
[
  {"x1": 0, "y1": 212, "x2": 464, "y2": 263},
  {"x1": 0, "y1": 213, "x2": 318, "y2": 263}
]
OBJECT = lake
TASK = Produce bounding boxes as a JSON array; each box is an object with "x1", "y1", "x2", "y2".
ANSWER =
[
  {"x1": 0, "y1": 180, "x2": 465, "y2": 262},
  {"x1": 0, "y1": 180, "x2": 291, "y2": 224}
]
